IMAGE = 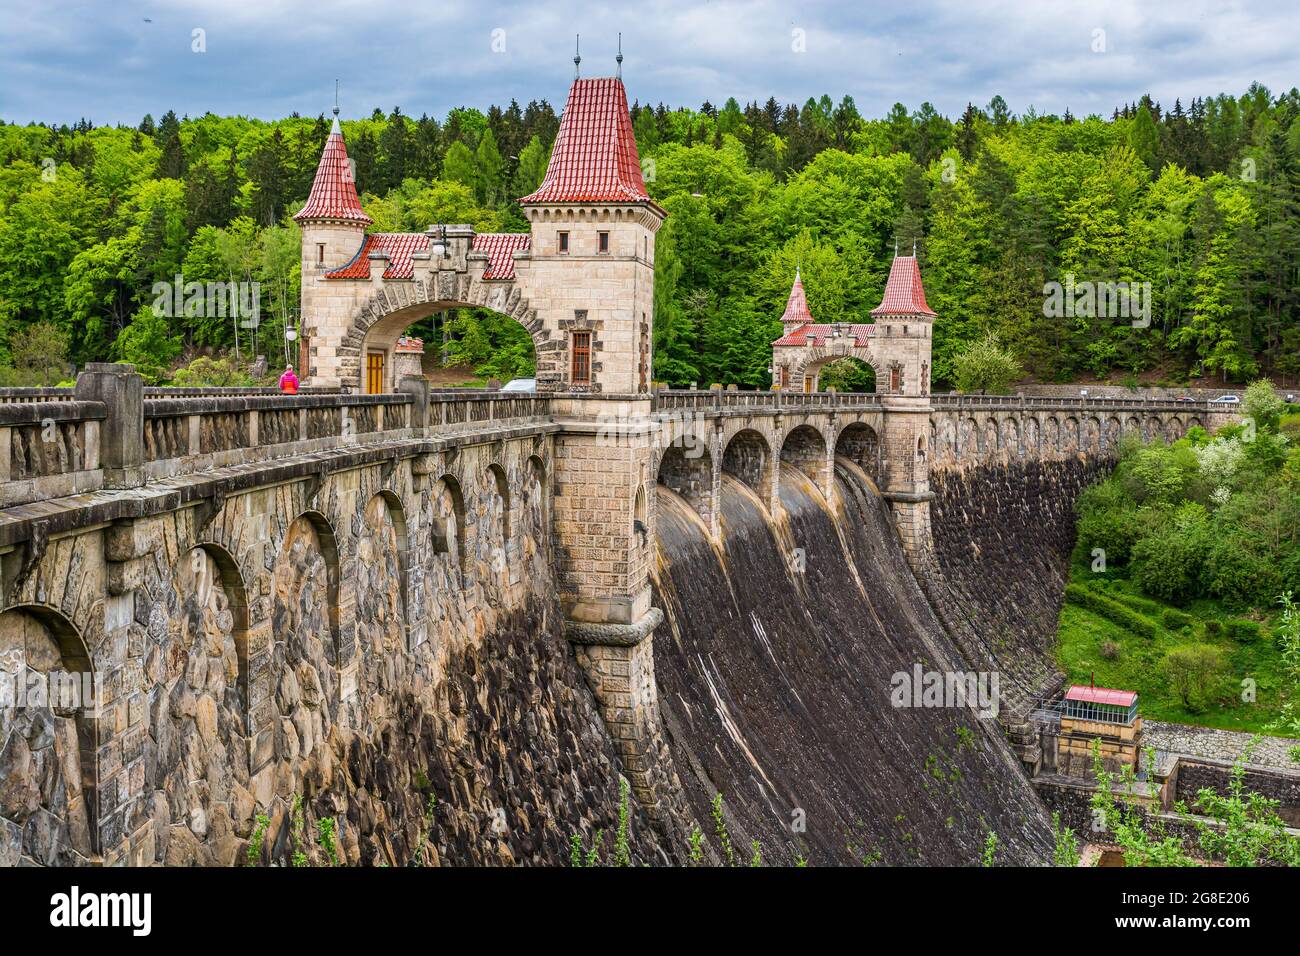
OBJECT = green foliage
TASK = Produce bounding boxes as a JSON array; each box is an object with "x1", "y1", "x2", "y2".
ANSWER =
[
  {"x1": 1188, "y1": 743, "x2": 1300, "y2": 866},
  {"x1": 614, "y1": 778, "x2": 632, "y2": 868},
  {"x1": 246, "y1": 814, "x2": 270, "y2": 867},
  {"x1": 951, "y1": 331, "x2": 1023, "y2": 394},
  {"x1": 1065, "y1": 583, "x2": 1160, "y2": 638},
  {"x1": 5, "y1": 320, "x2": 69, "y2": 384},
  {"x1": 316, "y1": 817, "x2": 339, "y2": 867},
  {"x1": 711, "y1": 792, "x2": 735, "y2": 867},
  {"x1": 290, "y1": 793, "x2": 308, "y2": 868},
  {"x1": 168, "y1": 355, "x2": 257, "y2": 387},
  {"x1": 1051, "y1": 812, "x2": 1081, "y2": 866},
  {"x1": 1161, "y1": 607, "x2": 1196, "y2": 630},
  {"x1": 1162, "y1": 644, "x2": 1228, "y2": 712},
  {"x1": 112, "y1": 305, "x2": 182, "y2": 383},
  {"x1": 980, "y1": 831, "x2": 999, "y2": 867},
  {"x1": 1089, "y1": 744, "x2": 1198, "y2": 867}
]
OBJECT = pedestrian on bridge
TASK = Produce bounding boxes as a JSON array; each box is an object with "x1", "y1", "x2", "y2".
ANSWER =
[{"x1": 279, "y1": 364, "x2": 299, "y2": 395}]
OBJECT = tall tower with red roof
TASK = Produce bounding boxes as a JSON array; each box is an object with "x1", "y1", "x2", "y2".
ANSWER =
[
  {"x1": 293, "y1": 109, "x2": 372, "y2": 377},
  {"x1": 518, "y1": 75, "x2": 665, "y2": 395},
  {"x1": 870, "y1": 253, "x2": 937, "y2": 569}
]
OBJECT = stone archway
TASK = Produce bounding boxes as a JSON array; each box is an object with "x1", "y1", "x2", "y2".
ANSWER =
[
  {"x1": 787, "y1": 346, "x2": 882, "y2": 393},
  {"x1": 342, "y1": 276, "x2": 550, "y2": 393}
]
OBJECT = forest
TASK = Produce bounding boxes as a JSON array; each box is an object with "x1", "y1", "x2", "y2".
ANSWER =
[{"x1": 1, "y1": 84, "x2": 1298, "y2": 388}]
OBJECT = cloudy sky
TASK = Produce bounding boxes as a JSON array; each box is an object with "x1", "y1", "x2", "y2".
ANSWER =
[{"x1": 1, "y1": 0, "x2": 1296, "y2": 126}]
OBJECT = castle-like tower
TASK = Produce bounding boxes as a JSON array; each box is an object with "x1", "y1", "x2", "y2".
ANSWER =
[
  {"x1": 292, "y1": 110, "x2": 372, "y2": 378},
  {"x1": 870, "y1": 256, "x2": 936, "y2": 567}
]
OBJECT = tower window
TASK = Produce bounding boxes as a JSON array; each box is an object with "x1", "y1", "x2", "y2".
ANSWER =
[
  {"x1": 317, "y1": 243, "x2": 325, "y2": 265},
  {"x1": 598, "y1": 231, "x2": 610, "y2": 253},
  {"x1": 571, "y1": 331, "x2": 592, "y2": 385},
  {"x1": 558, "y1": 231, "x2": 569, "y2": 253}
]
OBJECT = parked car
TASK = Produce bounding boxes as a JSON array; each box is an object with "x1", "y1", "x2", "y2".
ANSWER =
[
  {"x1": 1175, "y1": 396, "x2": 1196, "y2": 403},
  {"x1": 499, "y1": 378, "x2": 536, "y2": 393},
  {"x1": 1208, "y1": 394, "x2": 1240, "y2": 404}
]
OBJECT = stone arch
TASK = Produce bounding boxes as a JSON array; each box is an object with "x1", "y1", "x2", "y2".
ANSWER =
[
  {"x1": 959, "y1": 417, "x2": 981, "y2": 459},
  {"x1": 1104, "y1": 416, "x2": 1122, "y2": 451},
  {"x1": 834, "y1": 421, "x2": 880, "y2": 481},
  {"x1": 983, "y1": 418, "x2": 999, "y2": 458},
  {"x1": 0, "y1": 603, "x2": 98, "y2": 863},
  {"x1": 1126, "y1": 415, "x2": 1142, "y2": 437},
  {"x1": 1083, "y1": 416, "x2": 1101, "y2": 452},
  {"x1": 1166, "y1": 416, "x2": 1183, "y2": 441},
  {"x1": 657, "y1": 441, "x2": 715, "y2": 527},
  {"x1": 722, "y1": 428, "x2": 773, "y2": 504},
  {"x1": 1144, "y1": 415, "x2": 1162, "y2": 442},
  {"x1": 935, "y1": 415, "x2": 957, "y2": 463},
  {"x1": 345, "y1": 280, "x2": 546, "y2": 392},
  {"x1": 780, "y1": 423, "x2": 828, "y2": 486},
  {"x1": 1062, "y1": 417, "x2": 1079, "y2": 452},
  {"x1": 1024, "y1": 416, "x2": 1041, "y2": 454},
  {"x1": 522, "y1": 454, "x2": 550, "y2": 569},
  {"x1": 146, "y1": 543, "x2": 251, "y2": 854},
  {"x1": 432, "y1": 475, "x2": 467, "y2": 574},
  {"x1": 1188, "y1": 416, "x2": 1204, "y2": 431},
  {"x1": 269, "y1": 512, "x2": 344, "y2": 772},
  {"x1": 787, "y1": 346, "x2": 882, "y2": 392},
  {"x1": 1001, "y1": 416, "x2": 1022, "y2": 458},
  {"x1": 483, "y1": 462, "x2": 511, "y2": 557},
  {"x1": 1045, "y1": 417, "x2": 1060, "y2": 451},
  {"x1": 352, "y1": 493, "x2": 408, "y2": 725}
]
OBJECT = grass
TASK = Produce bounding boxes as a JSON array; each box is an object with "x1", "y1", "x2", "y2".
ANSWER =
[{"x1": 1055, "y1": 567, "x2": 1289, "y2": 733}]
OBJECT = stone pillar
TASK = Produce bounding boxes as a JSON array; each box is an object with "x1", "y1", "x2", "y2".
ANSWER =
[
  {"x1": 75, "y1": 363, "x2": 143, "y2": 489},
  {"x1": 551, "y1": 394, "x2": 672, "y2": 816},
  {"x1": 568, "y1": 610, "x2": 675, "y2": 818},
  {"x1": 880, "y1": 396, "x2": 934, "y2": 571},
  {"x1": 393, "y1": 337, "x2": 425, "y2": 387},
  {"x1": 397, "y1": 374, "x2": 430, "y2": 429}
]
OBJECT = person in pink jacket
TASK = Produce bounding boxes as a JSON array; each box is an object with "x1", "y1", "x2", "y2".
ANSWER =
[{"x1": 278, "y1": 364, "x2": 299, "y2": 394}]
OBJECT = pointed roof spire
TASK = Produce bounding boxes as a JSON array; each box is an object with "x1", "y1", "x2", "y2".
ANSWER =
[
  {"x1": 780, "y1": 270, "x2": 814, "y2": 327},
  {"x1": 519, "y1": 76, "x2": 658, "y2": 209},
  {"x1": 616, "y1": 33, "x2": 623, "y2": 78},
  {"x1": 871, "y1": 254, "x2": 936, "y2": 317},
  {"x1": 293, "y1": 102, "x2": 371, "y2": 226},
  {"x1": 574, "y1": 34, "x2": 581, "y2": 79}
]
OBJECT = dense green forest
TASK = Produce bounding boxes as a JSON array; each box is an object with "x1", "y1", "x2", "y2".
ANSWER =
[
  {"x1": 2, "y1": 85, "x2": 1299, "y2": 387},
  {"x1": 1060, "y1": 383, "x2": 1300, "y2": 733}
]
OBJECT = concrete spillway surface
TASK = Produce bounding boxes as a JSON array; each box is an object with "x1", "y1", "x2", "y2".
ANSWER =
[{"x1": 651, "y1": 460, "x2": 1056, "y2": 865}]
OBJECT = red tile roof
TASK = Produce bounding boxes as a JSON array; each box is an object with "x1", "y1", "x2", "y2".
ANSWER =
[
  {"x1": 1065, "y1": 685, "x2": 1138, "y2": 708},
  {"x1": 325, "y1": 232, "x2": 530, "y2": 281},
  {"x1": 473, "y1": 232, "x2": 531, "y2": 279},
  {"x1": 294, "y1": 117, "x2": 372, "y2": 226},
  {"x1": 772, "y1": 323, "x2": 876, "y2": 347},
  {"x1": 871, "y1": 255, "x2": 936, "y2": 317},
  {"x1": 780, "y1": 271, "x2": 814, "y2": 326},
  {"x1": 519, "y1": 77, "x2": 657, "y2": 207}
]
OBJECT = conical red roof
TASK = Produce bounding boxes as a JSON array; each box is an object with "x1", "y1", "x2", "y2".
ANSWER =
[
  {"x1": 294, "y1": 117, "x2": 372, "y2": 225},
  {"x1": 871, "y1": 255, "x2": 936, "y2": 316},
  {"x1": 520, "y1": 77, "x2": 656, "y2": 207},
  {"x1": 780, "y1": 271, "x2": 814, "y2": 326}
]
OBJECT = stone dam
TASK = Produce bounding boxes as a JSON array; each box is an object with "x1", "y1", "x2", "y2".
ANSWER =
[{"x1": 0, "y1": 370, "x2": 1227, "y2": 866}]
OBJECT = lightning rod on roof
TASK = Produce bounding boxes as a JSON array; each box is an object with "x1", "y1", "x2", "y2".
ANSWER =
[
  {"x1": 574, "y1": 35, "x2": 581, "y2": 79},
  {"x1": 333, "y1": 79, "x2": 340, "y2": 118},
  {"x1": 617, "y1": 33, "x2": 623, "y2": 78}
]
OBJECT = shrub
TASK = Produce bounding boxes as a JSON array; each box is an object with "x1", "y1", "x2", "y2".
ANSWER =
[
  {"x1": 169, "y1": 355, "x2": 257, "y2": 387},
  {"x1": 1162, "y1": 608, "x2": 1196, "y2": 630},
  {"x1": 1100, "y1": 640, "x2": 1121, "y2": 660},
  {"x1": 1132, "y1": 525, "x2": 1208, "y2": 606},
  {"x1": 1162, "y1": 644, "x2": 1228, "y2": 713},
  {"x1": 1065, "y1": 583, "x2": 1160, "y2": 639},
  {"x1": 1203, "y1": 619, "x2": 1223, "y2": 638},
  {"x1": 1226, "y1": 619, "x2": 1261, "y2": 644}
]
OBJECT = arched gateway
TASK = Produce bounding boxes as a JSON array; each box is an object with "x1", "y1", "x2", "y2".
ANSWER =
[{"x1": 295, "y1": 78, "x2": 664, "y2": 396}]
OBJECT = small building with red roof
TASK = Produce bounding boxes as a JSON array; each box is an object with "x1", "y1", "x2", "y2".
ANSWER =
[{"x1": 770, "y1": 255, "x2": 936, "y2": 396}]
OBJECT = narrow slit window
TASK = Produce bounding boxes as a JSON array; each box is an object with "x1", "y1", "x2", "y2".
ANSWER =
[
  {"x1": 558, "y1": 231, "x2": 569, "y2": 253},
  {"x1": 571, "y1": 331, "x2": 592, "y2": 384},
  {"x1": 598, "y1": 231, "x2": 610, "y2": 253}
]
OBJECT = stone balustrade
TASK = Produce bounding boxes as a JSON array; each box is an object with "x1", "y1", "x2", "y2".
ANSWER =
[{"x1": 0, "y1": 400, "x2": 106, "y2": 506}]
